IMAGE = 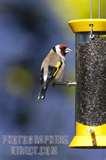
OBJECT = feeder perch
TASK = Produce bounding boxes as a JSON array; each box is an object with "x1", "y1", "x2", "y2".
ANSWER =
[{"x1": 68, "y1": 19, "x2": 106, "y2": 148}]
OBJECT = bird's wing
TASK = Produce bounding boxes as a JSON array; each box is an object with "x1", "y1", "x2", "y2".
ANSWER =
[
  {"x1": 48, "y1": 60, "x2": 63, "y2": 79},
  {"x1": 40, "y1": 68, "x2": 44, "y2": 84},
  {"x1": 40, "y1": 60, "x2": 63, "y2": 84}
]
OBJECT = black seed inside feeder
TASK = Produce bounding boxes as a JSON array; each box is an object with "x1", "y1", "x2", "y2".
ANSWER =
[{"x1": 68, "y1": 19, "x2": 106, "y2": 147}]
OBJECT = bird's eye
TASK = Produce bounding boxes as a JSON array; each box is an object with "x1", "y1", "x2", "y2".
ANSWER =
[{"x1": 53, "y1": 46, "x2": 56, "y2": 52}]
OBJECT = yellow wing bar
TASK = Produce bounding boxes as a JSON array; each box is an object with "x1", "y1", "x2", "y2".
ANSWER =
[{"x1": 53, "y1": 61, "x2": 62, "y2": 77}]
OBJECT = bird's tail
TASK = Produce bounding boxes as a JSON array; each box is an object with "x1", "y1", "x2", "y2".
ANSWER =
[{"x1": 37, "y1": 82, "x2": 48, "y2": 100}]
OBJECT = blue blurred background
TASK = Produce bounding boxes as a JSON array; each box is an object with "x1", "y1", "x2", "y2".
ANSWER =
[{"x1": 0, "y1": 0, "x2": 105, "y2": 160}]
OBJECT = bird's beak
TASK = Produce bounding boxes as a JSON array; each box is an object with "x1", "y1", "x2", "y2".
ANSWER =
[{"x1": 65, "y1": 48, "x2": 72, "y2": 53}]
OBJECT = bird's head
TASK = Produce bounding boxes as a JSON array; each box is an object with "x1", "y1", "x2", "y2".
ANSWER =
[{"x1": 53, "y1": 43, "x2": 72, "y2": 59}]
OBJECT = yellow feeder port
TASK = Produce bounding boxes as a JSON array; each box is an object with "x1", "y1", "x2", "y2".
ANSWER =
[{"x1": 68, "y1": 19, "x2": 106, "y2": 148}]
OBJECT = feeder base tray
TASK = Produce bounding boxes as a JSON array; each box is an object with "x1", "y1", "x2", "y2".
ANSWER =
[
  {"x1": 69, "y1": 136, "x2": 106, "y2": 148},
  {"x1": 69, "y1": 122, "x2": 106, "y2": 148}
]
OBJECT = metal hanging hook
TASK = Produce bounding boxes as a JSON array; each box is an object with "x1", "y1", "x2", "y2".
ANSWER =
[
  {"x1": 98, "y1": 0, "x2": 101, "y2": 18},
  {"x1": 89, "y1": 0, "x2": 95, "y2": 40},
  {"x1": 89, "y1": 23, "x2": 95, "y2": 40},
  {"x1": 89, "y1": 0, "x2": 101, "y2": 40}
]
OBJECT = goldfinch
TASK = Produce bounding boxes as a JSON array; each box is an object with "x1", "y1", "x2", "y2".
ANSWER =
[{"x1": 38, "y1": 43, "x2": 72, "y2": 100}]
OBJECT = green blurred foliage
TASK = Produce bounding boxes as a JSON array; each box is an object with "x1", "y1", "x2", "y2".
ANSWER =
[
  {"x1": 48, "y1": 0, "x2": 106, "y2": 20},
  {"x1": 6, "y1": 67, "x2": 34, "y2": 96}
]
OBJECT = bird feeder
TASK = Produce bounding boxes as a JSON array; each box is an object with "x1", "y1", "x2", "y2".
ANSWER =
[{"x1": 68, "y1": 19, "x2": 106, "y2": 147}]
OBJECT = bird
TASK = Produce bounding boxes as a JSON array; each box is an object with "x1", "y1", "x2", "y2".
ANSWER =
[{"x1": 37, "y1": 43, "x2": 72, "y2": 100}]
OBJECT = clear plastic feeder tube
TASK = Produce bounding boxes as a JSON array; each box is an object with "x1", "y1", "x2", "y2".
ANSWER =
[{"x1": 68, "y1": 19, "x2": 106, "y2": 147}]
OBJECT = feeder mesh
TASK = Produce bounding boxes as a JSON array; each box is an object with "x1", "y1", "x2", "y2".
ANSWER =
[{"x1": 76, "y1": 37, "x2": 106, "y2": 125}]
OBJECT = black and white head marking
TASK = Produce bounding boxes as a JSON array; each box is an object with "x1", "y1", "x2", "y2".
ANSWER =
[{"x1": 55, "y1": 45, "x2": 65, "y2": 61}]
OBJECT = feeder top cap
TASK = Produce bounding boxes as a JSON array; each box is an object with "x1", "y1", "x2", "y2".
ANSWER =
[{"x1": 68, "y1": 19, "x2": 106, "y2": 33}]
